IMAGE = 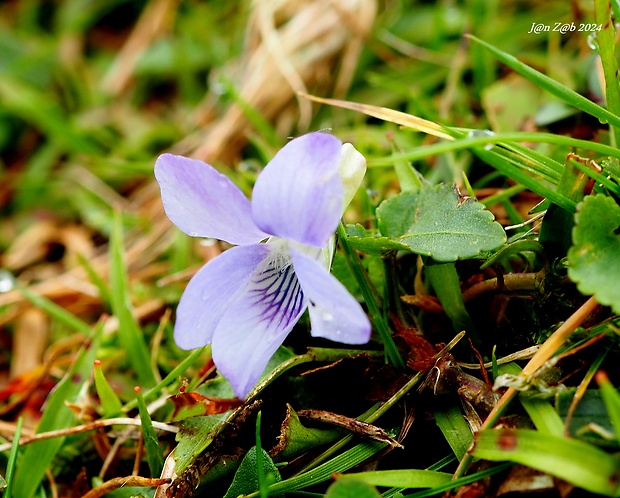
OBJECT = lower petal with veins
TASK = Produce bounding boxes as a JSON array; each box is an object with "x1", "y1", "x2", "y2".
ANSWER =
[
  {"x1": 174, "y1": 244, "x2": 271, "y2": 350},
  {"x1": 211, "y1": 243, "x2": 307, "y2": 398},
  {"x1": 290, "y1": 247, "x2": 371, "y2": 345}
]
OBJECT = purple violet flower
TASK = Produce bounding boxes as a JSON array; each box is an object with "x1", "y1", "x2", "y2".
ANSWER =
[{"x1": 155, "y1": 132, "x2": 371, "y2": 398}]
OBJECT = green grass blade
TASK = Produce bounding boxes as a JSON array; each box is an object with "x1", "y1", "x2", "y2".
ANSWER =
[
  {"x1": 472, "y1": 429, "x2": 620, "y2": 496},
  {"x1": 3, "y1": 417, "x2": 23, "y2": 498},
  {"x1": 467, "y1": 34, "x2": 620, "y2": 128},
  {"x1": 596, "y1": 371, "x2": 620, "y2": 448},
  {"x1": 255, "y1": 440, "x2": 388, "y2": 496},
  {"x1": 12, "y1": 322, "x2": 103, "y2": 498},
  {"x1": 519, "y1": 395, "x2": 565, "y2": 436},
  {"x1": 337, "y1": 223, "x2": 405, "y2": 369},
  {"x1": 499, "y1": 358, "x2": 564, "y2": 437},
  {"x1": 19, "y1": 286, "x2": 92, "y2": 336},
  {"x1": 135, "y1": 386, "x2": 164, "y2": 477},
  {"x1": 93, "y1": 360, "x2": 123, "y2": 418},
  {"x1": 594, "y1": 0, "x2": 620, "y2": 146},
  {"x1": 255, "y1": 411, "x2": 269, "y2": 498},
  {"x1": 121, "y1": 346, "x2": 208, "y2": 412},
  {"x1": 77, "y1": 252, "x2": 112, "y2": 309},
  {"x1": 403, "y1": 462, "x2": 513, "y2": 498},
  {"x1": 424, "y1": 261, "x2": 478, "y2": 340},
  {"x1": 109, "y1": 209, "x2": 157, "y2": 387},
  {"x1": 433, "y1": 404, "x2": 473, "y2": 459},
  {"x1": 0, "y1": 75, "x2": 101, "y2": 154},
  {"x1": 337, "y1": 469, "x2": 451, "y2": 489},
  {"x1": 473, "y1": 147, "x2": 576, "y2": 213},
  {"x1": 369, "y1": 132, "x2": 620, "y2": 167}
]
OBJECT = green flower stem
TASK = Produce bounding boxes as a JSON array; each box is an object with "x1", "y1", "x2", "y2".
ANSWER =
[
  {"x1": 594, "y1": 0, "x2": 620, "y2": 147},
  {"x1": 255, "y1": 411, "x2": 268, "y2": 498},
  {"x1": 337, "y1": 222, "x2": 405, "y2": 369},
  {"x1": 424, "y1": 260, "x2": 479, "y2": 342},
  {"x1": 384, "y1": 252, "x2": 407, "y2": 325}
]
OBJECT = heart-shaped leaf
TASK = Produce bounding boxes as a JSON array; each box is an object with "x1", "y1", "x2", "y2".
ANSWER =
[
  {"x1": 376, "y1": 184, "x2": 506, "y2": 262},
  {"x1": 568, "y1": 194, "x2": 620, "y2": 313}
]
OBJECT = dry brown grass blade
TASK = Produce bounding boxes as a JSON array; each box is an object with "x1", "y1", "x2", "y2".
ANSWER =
[
  {"x1": 299, "y1": 92, "x2": 455, "y2": 140},
  {"x1": 186, "y1": 0, "x2": 377, "y2": 163},
  {"x1": 101, "y1": 0, "x2": 178, "y2": 95},
  {"x1": 11, "y1": 308, "x2": 48, "y2": 378}
]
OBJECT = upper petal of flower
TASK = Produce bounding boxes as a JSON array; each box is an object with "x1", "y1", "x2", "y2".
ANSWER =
[
  {"x1": 155, "y1": 153, "x2": 268, "y2": 245},
  {"x1": 212, "y1": 242, "x2": 307, "y2": 398},
  {"x1": 251, "y1": 132, "x2": 343, "y2": 248},
  {"x1": 339, "y1": 143, "x2": 367, "y2": 212},
  {"x1": 174, "y1": 244, "x2": 272, "y2": 350},
  {"x1": 290, "y1": 247, "x2": 371, "y2": 344}
]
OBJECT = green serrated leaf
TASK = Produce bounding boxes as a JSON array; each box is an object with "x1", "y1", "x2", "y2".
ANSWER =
[
  {"x1": 223, "y1": 446, "x2": 282, "y2": 498},
  {"x1": 377, "y1": 184, "x2": 506, "y2": 262},
  {"x1": 326, "y1": 479, "x2": 381, "y2": 498},
  {"x1": 568, "y1": 195, "x2": 620, "y2": 313}
]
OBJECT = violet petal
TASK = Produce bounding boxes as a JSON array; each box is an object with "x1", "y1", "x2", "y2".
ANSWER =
[
  {"x1": 174, "y1": 244, "x2": 271, "y2": 350},
  {"x1": 251, "y1": 133, "x2": 343, "y2": 248},
  {"x1": 155, "y1": 153, "x2": 268, "y2": 245},
  {"x1": 212, "y1": 242, "x2": 307, "y2": 398},
  {"x1": 290, "y1": 247, "x2": 371, "y2": 344}
]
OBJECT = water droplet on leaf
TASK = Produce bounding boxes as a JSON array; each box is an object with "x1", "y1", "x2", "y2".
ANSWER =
[
  {"x1": 468, "y1": 129, "x2": 496, "y2": 150},
  {"x1": 587, "y1": 32, "x2": 599, "y2": 51}
]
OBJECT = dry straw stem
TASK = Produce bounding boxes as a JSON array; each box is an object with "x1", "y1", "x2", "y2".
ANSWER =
[
  {"x1": 186, "y1": 0, "x2": 377, "y2": 162},
  {"x1": 0, "y1": 417, "x2": 178, "y2": 453},
  {"x1": 101, "y1": 0, "x2": 178, "y2": 95}
]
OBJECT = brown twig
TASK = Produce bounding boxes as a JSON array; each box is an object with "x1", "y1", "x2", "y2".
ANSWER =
[
  {"x1": 0, "y1": 417, "x2": 178, "y2": 452},
  {"x1": 82, "y1": 476, "x2": 171, "y2": 498}
]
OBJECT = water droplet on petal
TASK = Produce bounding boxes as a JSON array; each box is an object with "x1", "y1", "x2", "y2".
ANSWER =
[
  {"x1": 0, "y1": 270, "x2": 16, "y2": 293},
  {"x1": 322, "y1": 312, "x2": 334, "y2": 322}
]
